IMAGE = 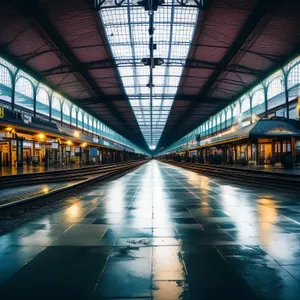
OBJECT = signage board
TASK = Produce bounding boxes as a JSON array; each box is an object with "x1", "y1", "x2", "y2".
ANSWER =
[
  {"x1": 90, "y1": 148, "x2": 97, "y2": 156},
  {"x1": 22, "y1": 114, "x2": 32, "y2": 124},
  {"x1": 52, "y1": 143, "x2": 59, "y2": 149},
  {"x1": 23, "y1": 141, "x2": 33, "y2": 148},
  {"x1": 298, "y1": 97, "x2": 300, "y2": 119},
  {"x1": 0, "y1": 106, "x2": 4, "y2": 118}
]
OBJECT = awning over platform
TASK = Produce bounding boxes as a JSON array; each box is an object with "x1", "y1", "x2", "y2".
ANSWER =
[
  {"x1": 197, "y1": 118, "x2": 300, "y2": 149},
  {"x1": 249, "y1": 118, "x2": 300, "y2": 138}
]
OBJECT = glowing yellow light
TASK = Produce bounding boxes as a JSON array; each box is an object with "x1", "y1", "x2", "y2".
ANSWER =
[
  {"x1": 67, "y1": 140, "x2": 72, "y2": 146},
  {"x1": 38, "y1": 133, "x2": 45, "y2": 140},
  {"x1": 74, "y1": 131, "x2": 80, "y2": 138},
  {"x1": 42, "y1": 187, "x2": 49, "y2": 193},
  {"x1": 81, "y1": 142, "x2": 87, "y2": 148},
  {"x1": 5, "y1": 127, "x2": 13, "y2": 131},
  {"x1": 67, "y1": 204, "x2": 80, "y2": 218},
  {"x1": 252, "y1": 115, "x2": 260, "y2": 122}
]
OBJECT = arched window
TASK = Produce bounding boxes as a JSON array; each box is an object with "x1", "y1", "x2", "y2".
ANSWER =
[
  {"x1": 83, "y1": 114, "x2": 88, "y2": 131},
  {"x1": 88, "y1": 116, "x2": 93, "y2": 133},
  {"x1": 226, "y1": 108, "x2": 232, "y2": 121},
  {"x1": 97, "y1": 121, "x2": 100, "y2": 134},
  {"x1": 78, "y1": 111, "x2": 83, "y2": 129},
  {"x1": 241, "y1": 97, "x2": 250, "y2": 113},
  {"x1": 268, "y1": 77, "x2": 284, "y2": 99},
  {"x1": 36, "y1": 88, "x2": 50, "y2": 116},
  {"x1": 220, "y1": 111, "x2": 225, "y2": 128},
  {"x1": 71, "y1": 106, "x2": 78, "y2": 126},
  {"x1": 233, "y1": 103, "x2": 239, "y2": 118},
  {"x1": 202, "y1": 123, "x2": 206, "y2": 135},
  {"x1": 0, "y1": 64, "x2": 12, "y2": 103},
  {"x1": 15, "y1": 77, "x2": 34, "y2": 110},
  {"x1": 51, "y1": 97, "x2": 61, "y2": 120},
  {"x1": 62, "y1": 101, "x2": 71, "y2": 124},
  {"x1": 252, "y1": 90, "x2": 264, "y2": 107},
  {"x1": 213, "y1": 118, "x2": 216, "y2": 127},
  {"x1": 287, "y1": 63, "x2": 300, "y2": 89},
  {"x1": 93, "y1": 119, "x2": 97, "y2": 134}
]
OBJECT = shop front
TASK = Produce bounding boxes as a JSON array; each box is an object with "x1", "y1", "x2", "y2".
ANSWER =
[
  {"x1": 0, "y1": 140, "x2": 9, "y2": 166},
  {"x1": 194, "y1": 118, "x2": 300, "y2": 167}
]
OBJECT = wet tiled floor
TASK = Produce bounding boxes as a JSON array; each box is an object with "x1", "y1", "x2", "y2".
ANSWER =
[{"x1": 0, "y1": 160, "x2": 300, "y2": 299}]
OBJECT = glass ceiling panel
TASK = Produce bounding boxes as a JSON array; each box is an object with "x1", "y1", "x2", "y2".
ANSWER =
[{"x1": 99, "y1": 0, "x2": 199, "y2": 149}]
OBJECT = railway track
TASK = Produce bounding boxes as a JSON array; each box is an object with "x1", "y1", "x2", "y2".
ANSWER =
[
  {"x1": 0, "y1": 161, "x2": 146, "y2": 188},
  {"x1": 0, "y1": 160, "x2": 147, "y2": 209},
  {"x1": 160, "y1": 160, "x2": 300, "y2": 191}
]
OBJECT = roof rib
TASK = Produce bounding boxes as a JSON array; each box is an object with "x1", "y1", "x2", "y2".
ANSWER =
[
  {"x1": 159, "y1": 0, "x2": 269, "y2": 148},
  {"x1": 10, "y1": 0, "x2": 133, "y2": 138}
]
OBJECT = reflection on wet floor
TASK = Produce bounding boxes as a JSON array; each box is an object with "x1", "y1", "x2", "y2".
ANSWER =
[
  {"x1": 0, "y1": 164, "x2": 81, "y2": 176},
  {"x1": 0, "y1": 160, "x2": 300, "y2": 299}
]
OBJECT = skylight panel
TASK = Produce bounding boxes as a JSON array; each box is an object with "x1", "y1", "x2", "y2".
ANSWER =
[
  {"x1": 162, "y1": 99, "x2": 174, "y2": 106},
  {"x1": 152, "y1": 99, "x2": 162, "y2": 106},
  {"x1": 119, "y1": 67, "x2": 134, "y2": 77},
  {"x1": 153, "y1": 86, "x2": 164, "y2": 95},
  {"x1": 99, "y1": 1, "x2": 199, "y2": 150},
  {"x1": 137, "y1": 76, "x2": 148, "y2": 86},
  {"x1": 106, "y1": 26, "x2": 131, "y2": 44},
  {"x1": 134, "y1": 45, "x2": 149, "y2": 58},
  {"x1": 154, "y1": 25, "x2": 171, "y2": 43},
  {"x1": 139, "y1": 86, "x2": 150, "y2": 95},
  {"x1": 165, "y1": 86, "x2": 178, "y2": 95},
  {"x1": 153, "y1": 66, "x2": 166, "y2": 76},
  {"x1": 122, "y1": 77, "x2": 135, "y2": 87},
  {"x1": 155, "y1": 6, "x2": 171, "y2": 22},
  {"x1": 136, "y1": 67, "x2": 149, "y2": 76},
  {"x1": 171, "y1": 45, "x2": 190, "y2": 59},
  {"x1": 169, "y1": 67, "x2": 183, "y2": 77},
  {"x1": 129, "y1": 99, "x2": 140, "y2": 106},
  {"x1": 130, "y1": 7, "x2": 148, "y2": 22},
  {"x1": 111, "y1": 45, "x2": 132, "y2": 59},
  {"x1": 155, "y1": 44, "x2": 169, "y2": 60},
  {"x1": 140, "y1": 99, "x2": 150, "y2": 106},
  {"x1": 166, "y1": 77, "x2": 180, "y2": 86},
  {"x1": 124, "y1": 87, "x2": 135, "y2": 95}
]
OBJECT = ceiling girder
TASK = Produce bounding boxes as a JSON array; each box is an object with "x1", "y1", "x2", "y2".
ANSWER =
[
  {"x1": 40, "y1": 58, "x2": 263, "y2": 78},
  {"x1": 8, "y1": 0, "x2": 148, "y2": 148},
  {"x1": 158, "y1": 0, "x2": 270, "y2": 149}
]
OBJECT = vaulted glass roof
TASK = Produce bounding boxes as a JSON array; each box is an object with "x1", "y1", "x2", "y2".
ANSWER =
[{"x1": 99, "y1": 0, "x2": 199, "y2": 150}]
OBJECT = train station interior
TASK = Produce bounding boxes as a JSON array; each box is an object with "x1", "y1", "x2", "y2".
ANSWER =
[{"x1": 1, "y1": 0, "x2": 300, "y2": 299}]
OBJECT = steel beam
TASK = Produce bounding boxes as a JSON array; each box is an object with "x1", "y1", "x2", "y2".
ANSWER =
[
  {"x1": 158, "y1": 0, "x2": 269, "y2": 149},
  {"x1": 9, "y1": 0, "x2": 148, "y2": 149}
]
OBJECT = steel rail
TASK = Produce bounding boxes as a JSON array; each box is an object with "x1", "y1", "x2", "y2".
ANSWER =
[{"x1": 0, "y1": 160, "x2": 147, "y2": 209}]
